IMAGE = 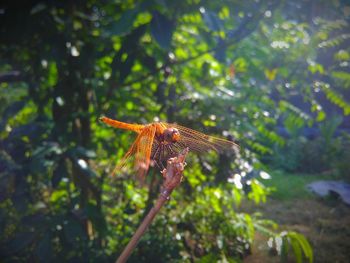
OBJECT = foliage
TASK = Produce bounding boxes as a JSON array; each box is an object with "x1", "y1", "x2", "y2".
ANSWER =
[
  {"x1": 269, "y1": 115, "x2": 350, "y2": 174},
  {"x1": 1, "y1": 0, "x2": 349, "y2": 262},
  {"x1": 270, "y1": 231, "x2": 313, "y2": 263}
]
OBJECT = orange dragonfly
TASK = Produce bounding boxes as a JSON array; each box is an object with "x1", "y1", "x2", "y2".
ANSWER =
[{"x1": 100, "y1": 116, "x2": 239, "y2": 178}]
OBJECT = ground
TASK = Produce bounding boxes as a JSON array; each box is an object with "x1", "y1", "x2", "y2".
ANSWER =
[{"x1": 242, "y1": 172, "x2": 350, "y2": 263}]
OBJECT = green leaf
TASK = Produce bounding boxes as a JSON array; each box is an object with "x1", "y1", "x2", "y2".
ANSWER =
[
  {"x1": 293, "y1": 232, "x2": 313, "y2": 263},
  {"x1": 110, "y1": 8, "x2": 139, "y2": 36},
  {"x1": 281, "y1": 235, "x2": 289, "y2": 261},
  {"x1": 202, "y1": 10, "x2": 223, "y2": 32},
  {"x1": 2, "y1": 101, "x2": 26, "y2": 125},
  {"x1": 308, "y1": 63, "x2": 324, "y2": 74},
  {"x1": 321, "y1": 84, "x2": 350, "y2": 115},
  {"x1": 265, "y1": 68, "x2": 278, "y2": 80},
  {"x1": 287, "y1": 232, "x2": 313, "y2": 263},
  {"x1": 289, "y1": 236, "x2": 303, "y2": 263},
  {"x1": 316, "y1": 110, "x2": 326, "y2": 122},
  {"x1": 150, "y1": 11, "x2": 174, "y2": 50},
  {"x1": 332, "y1": 71, "x2": 350, "y2": 88},
  {"x1": 334, "y1": 50, "x2": 350, "y2": 61},
  {"x1": 47, "y1": 62, "x2": 58, "y2": 86}
]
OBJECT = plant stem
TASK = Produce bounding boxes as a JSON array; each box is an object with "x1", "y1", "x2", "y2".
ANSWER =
[{"x1": 115, "y1": 148, "x2": 189, "y2": 263}]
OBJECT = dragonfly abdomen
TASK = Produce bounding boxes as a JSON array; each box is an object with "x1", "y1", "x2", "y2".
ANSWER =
[{"x1": 100, "y1": 116, "x2": 144, "y2": 133}]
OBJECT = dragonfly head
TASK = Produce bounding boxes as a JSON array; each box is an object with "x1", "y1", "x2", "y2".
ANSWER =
[{"x1": 163, "y1": 128, "x2": 180, "y2": 143}]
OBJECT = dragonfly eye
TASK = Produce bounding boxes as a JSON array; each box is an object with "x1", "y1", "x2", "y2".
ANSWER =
[
  {"x1": 163, "y1": 128, "x2": 180, "y2": 143},
  {"x1": 171, "y1": 129, "x2": 180, "y2": 142}
]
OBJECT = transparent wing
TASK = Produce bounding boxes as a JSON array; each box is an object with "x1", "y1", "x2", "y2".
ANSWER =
[
  {"x1": 112, "y1": 137, "x2": 138, "y2": 176},
  {"x1": 134, "y1": 125, "x2": 156, "y2": 178},
  {"x1": 113, "y1": 125, "x2": 156, "y2": 178},
  {"x1": 167, "y1": 123, "x2": 239, "y2": 153}
]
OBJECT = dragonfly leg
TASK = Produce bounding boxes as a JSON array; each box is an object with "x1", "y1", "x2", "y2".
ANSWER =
[
  {"x1": 152, "y1": 143, "x2": 167, "y2": 175},
  {"x1": 152, "y1": 159, "x2": 162, "y2": 170},
  {"x1": 152, "y1": 143, "x2": 160, "y2": 162},
  {"x1": 155, "y1": 144, "x2": 167, "y2": 177},
  {"x1": 152, "y1": 144, "x2": 162, "y2": 169},
  {"x1": 169, "y1": 144, "x2": 176, "y2": 155},
  {"x1": 159, "y1": 144, "x2": 166, "y2": 171},
  {"x1": 168, "y1": 144, "x2": 187, "y2": 168}
]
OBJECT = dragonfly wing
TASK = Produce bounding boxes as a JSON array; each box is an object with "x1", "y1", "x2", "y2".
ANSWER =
[
  {"x1": 112, "y1": 138, "x2": 138, "y2": 176},
  {"x1": 112, "y1": 125, "x2": 156, "y2": 178},
  {"x1": 134, "y1": 125, "x2": 156, "y2": 178},
  {"x1": 169, "y1": 123, "x2": 239, "y2": 153}
]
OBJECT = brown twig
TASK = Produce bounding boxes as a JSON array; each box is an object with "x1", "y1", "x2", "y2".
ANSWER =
[{"x1": 116, "y1": 148, "x2": 189, "y2": 263}]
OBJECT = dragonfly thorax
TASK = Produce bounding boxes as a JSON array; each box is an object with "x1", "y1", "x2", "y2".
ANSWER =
[{"x1": 160, "y1": 128, "x2": 180, "y2": 144}]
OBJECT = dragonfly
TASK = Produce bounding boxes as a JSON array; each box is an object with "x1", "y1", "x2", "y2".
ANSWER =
[{"x1": 99, "y1": 116, "x2": 239, "y2": 178}]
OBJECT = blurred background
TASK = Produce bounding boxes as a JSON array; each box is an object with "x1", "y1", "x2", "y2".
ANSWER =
[{"x1": 1, "y1": 0, "x2": 349, "y2": 262}]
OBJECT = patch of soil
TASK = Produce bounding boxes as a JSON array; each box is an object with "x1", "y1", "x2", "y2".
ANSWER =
[{"x1": 242, "y1": 198, "x2": 350, "y2": 263}]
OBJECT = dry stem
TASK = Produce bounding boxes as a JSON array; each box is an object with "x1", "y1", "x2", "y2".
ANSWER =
[{"x1": 116, "y1": 148, "x2": 189, "y2": 263}]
